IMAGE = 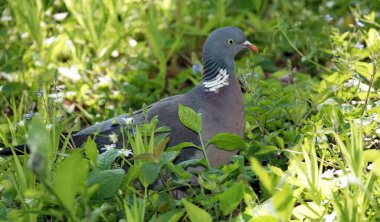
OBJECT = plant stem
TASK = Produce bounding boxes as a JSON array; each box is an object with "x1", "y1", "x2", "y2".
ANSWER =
[
  {"x1": 361, "y1": 50, "x2": 378, "y2": 116},
  {"x1": 199, "y1": 134, "x2": 211, "y2": 168},
  {"x1": 280, "y1": 30, "x2": 330, "y2": 72}
]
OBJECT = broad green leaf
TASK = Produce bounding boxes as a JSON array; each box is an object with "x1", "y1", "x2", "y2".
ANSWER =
[
  {"x1": 208, "y1": 133, "x2": 246, "y2": 151},
  {"x1": 363, "y1": 150, "x2": 380, "y2": 163},
  {"x1": 251, "y1": 216, "x2": 278, "y2": 222},
  {"x1": 84, "y1": 137, "x2": 98, "y2": 165},
  {"x1": 166, "y1": 162, "x2": 192, "y2": 180},
  {"x1": 166, "y1": 142, "x2": 200, "y2": 152},
  {"x1": 178, "y1": 104, "x2": 202, "y2": 133},
  {"x1": 125, "y1": 164, "x2": 141, "y2": 186},
  {"x1": 250, "y1": 158, "x2": 274, "y2": 193},
  {"x1": 97, "y1": 149, "x2": 120, "y2": 170},
  {"x1": 154, "y1": 137, "x2": 169, "y2": 157},
  {"x1": 139, "y1": 162, "x2": 162, "y2": 187},
  {"x1": 87, "y1": 169, "x2": 124, "y2": 200},
  {"x1": 149, "y1": 209, "x2": 185, "y2": 222},
  {"x1": 273, "y1": 184, "x2": 295, "y2": 221},
  {"x1": 216, "y1": 181, "x2": 245, "y2": 215},
  {"x1": 53, "y1": 152, "x2": 88, "y2": 210},
  {"x1": 182, "y1": 199, "x2": 212, "y2": 222}
]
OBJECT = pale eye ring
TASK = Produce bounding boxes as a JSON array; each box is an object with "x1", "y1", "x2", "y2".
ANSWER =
[{"x1": 227, "y1": 38, "x2": 234, "y2": 45}]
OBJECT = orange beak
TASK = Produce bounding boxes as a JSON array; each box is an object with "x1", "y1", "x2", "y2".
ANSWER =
[{"x1": 242, "y1": 40, "x2": 259, "y2": 53}]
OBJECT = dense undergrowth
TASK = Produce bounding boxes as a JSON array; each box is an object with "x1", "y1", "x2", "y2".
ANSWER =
[{"x1": 1, "y1": 0, "x2": 380, "y2": 221}]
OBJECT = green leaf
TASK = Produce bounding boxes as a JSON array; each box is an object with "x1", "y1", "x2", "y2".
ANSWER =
[
  {"x1": 139, "y1": 162, "x2": 162, "y2": 187},
  {"x1": 166, "y1": 162, "x2": 192, "y2": 180},
  {"x1": 153, "y1": 137, "x2": 169, "y2": 157},
  {"x1": 272, "y1": 184, "x2": 295, "y2": 221},
  {"x1": 53, "y1": 152, "x2": 88, "y2": 210},
  {"x1": 87, "y1": 169, "x2": 124, "y2": 200},
  {"x1": 27, "y1": 117, "x2": 50, "y2": 177},
  {"x1": 182, "y1": 199, "x2": 212, "y2": 222},
  {"x1": 208, "y1": 133, "x2": 246, "y2": 151},
  {"x1": 250, "y1": 158, "x2": 274, "y2": 193},
  {"x1": 125, "y1": 164, "x2": 141, "y2": 186},
  {"x1": 149, "y1": 209, "x2": 185, "y2": 222},
  {"x1": 178, "y1": 104, "x2": 201, "y2": 133},
  {"x1": 216, "y1": 181, "x2": 245, "y2": 215},
  {"x1": 84, "y1": 137, "x2": 98, "y2": 165},
  {"x1": 167, "y1": 142, "x2": 200, "y2": 152},
  {"x1": 97, "y1": 149, "x2": 120, "y2": 170}
]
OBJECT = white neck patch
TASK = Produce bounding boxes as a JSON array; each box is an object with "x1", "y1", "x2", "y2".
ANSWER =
[{"x1": 202, "y1": 68, "x2": 229, "y2": 93}]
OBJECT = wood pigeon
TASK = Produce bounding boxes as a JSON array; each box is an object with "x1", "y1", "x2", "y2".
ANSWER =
[{"x1": 1, "y1": 26, "x2": 258, "y2": 169}]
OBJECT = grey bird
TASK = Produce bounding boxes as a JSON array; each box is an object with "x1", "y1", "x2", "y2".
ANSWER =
[{"x1": 1, "y1": 26, "x2": 258, "y2": 169}]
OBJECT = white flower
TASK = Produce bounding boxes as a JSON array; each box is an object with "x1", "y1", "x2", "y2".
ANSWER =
[
  {"x1": 109, "y1": 133, "x2": 118, "y2": 143},
  {"x1": 24, "y1": 198, "x2": 33, "y2": 206},
  {"x1": 46, "y1": 124, "x2": 53, "y2": 130},
  {"x1": 44, "y1": 36, "x2": 56, "y2": 46},
  {"x1": 323, "y1": 211, "x2": 336, "y2": 222},
  {"x1": 321, "y1": 169, "x2": 335, "y2": 179},
  {"x1": 118, "y1": 149, "x2": 133, "y2": 157},
  {"x1": 367, "y1": 163, "x2": 374, "y2": 170},
  {"x1": 324, "y1": 14, "x2": 333, "y2": 22},
  {"x1": 355, "y1": 42, "x2": 364, "y2": 50},
  {"x1": 111, "y1": 50, "x2": 119, "y2": 58},
  {"x1": 336, "y1": 174, "x2": 360, "y2": 188},
  {"x1": 58, "y1": 66, "x2": 81, "y2": 81},
  {"x1": 102, "y1": 144, "x2": 116, "y2": 151},
  {"x1": 122, "y1": 117, "x2": 134, "y2": 126},
  {"x1": 53, "y1": 12, "x2": 68, "y2": 21},
  {"x1": 17, "y1": 120, "x2": 25, "y2": 127},
  {"x1": 128, "y1": 38, "x2": 137, "y2": 47},
  {"x1": 97, "y1": 76, "x2": 112, "y2": 85},
  {"x1": 0, "y1": 15, "x2": 12, "y2": 22},
  {"x1": 355, "y1": 19, "x2": 365, "y2": 27}
]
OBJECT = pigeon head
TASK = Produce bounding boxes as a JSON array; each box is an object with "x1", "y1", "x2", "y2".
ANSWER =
[{"x1": 202, "y1": 26, "x2": 258, "y2": 60}]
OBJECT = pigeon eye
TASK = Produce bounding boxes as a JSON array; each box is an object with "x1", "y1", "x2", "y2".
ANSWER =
[{"x1": 226, "y1": 39, "x2": 234, "y2": 45}]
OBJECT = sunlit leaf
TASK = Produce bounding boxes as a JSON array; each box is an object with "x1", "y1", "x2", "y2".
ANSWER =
[
  {"x1": 53, "y1": 152, "x2": 88, "y2": 210},
  {"x1": 178, "y1": 104, "x2": 201, "y2": 133},
  {"x1": 182, "y1": 199, "x2": 212, "y2": 222}
]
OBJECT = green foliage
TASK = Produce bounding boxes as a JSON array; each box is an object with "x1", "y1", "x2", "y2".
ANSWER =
[{"x1": 1, "y1": 0, "x2": 380, "y2": 221}]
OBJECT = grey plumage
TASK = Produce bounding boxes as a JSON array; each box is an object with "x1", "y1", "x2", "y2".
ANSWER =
[{"x1": 1, "y1": 26, "x2": 257, "y2": 169}]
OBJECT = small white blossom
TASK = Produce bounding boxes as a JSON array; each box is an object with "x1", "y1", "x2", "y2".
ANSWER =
[
  {"x1": 58, "y1": 66, "x2": 81, "y2": 81},
  {"x1": 111, "y1": 50, "x2": 119, "y2": 58},
  {"x1": 118, "y1": 149, "x2": 133, "y2": 157},
  {"x1": 0, "y1": 15, "x2": 12, "y2": 22},
  {"x1": 17, "y1": 120, "x2": 25, "y2": 127},
  {"x1": 128, "y1": 38, "x2": 137, "y2": 47},
  {"x1": 355, "y1": 42, "x2": 364, "y2": 50},
  {"x1": 53, "y1": 12, "x2": 68, "y2": 21},
  {"x1": 323, "y1": 211, "x2": 336, "y2": 222},
  {"x1": 44, "y1": 36, "x2": 56, "y2": 46},
  {"x1": 321, "y1": 169, "x2": 335, "y2": 179},
  {"x1": 101, "y1": 144, "x2": 117, "y2": 151},
  {"x1": 109, "y1": 133, "x2": 118, "y2": 143},
  {"x1": 24, "y1": 198, "x2": 33, "y2": 206},
  {"x1": 324, "y1": 14, "x2": 333, "y2": 22},
  {"x1": 355, "y1": 19, "x2": 365, "y2": 27},
  {"x1": 122, "y1": 117, "x2": 134, "y2": 126},
  {"x1": 367, "y1": 163, "x2": 374, "y2": 170}
]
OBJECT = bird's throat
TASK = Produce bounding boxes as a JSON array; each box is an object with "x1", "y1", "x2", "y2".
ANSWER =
[{"x1": 202, "y1": 57, "x2": 234, "y2": 93}]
